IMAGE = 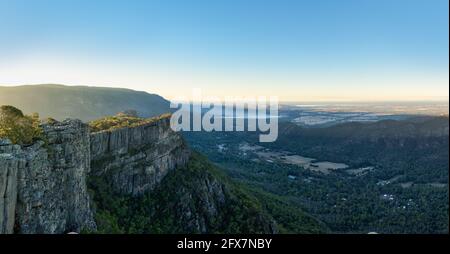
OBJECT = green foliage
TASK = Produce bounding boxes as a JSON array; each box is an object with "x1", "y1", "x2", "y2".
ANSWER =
[
  {"x1": 183, "y1": 120, "x2": 449, "y2": 234},
  {"x1": 0, "y1": 105, "x2": 24, "y2": 118},
  {"x1": 249, "y1": 188, "x2": 329, "y2": 233},
  {"x1": 89, "y1": 112, "x2": 171, "y2": 132},
  {"x1": 87, "y1": 153, "x2": 326, "y2": 234},
  {"x1": 0, "y1": 105, "x2": 44, "y2": 145},
  {"x1": 94, "y1": 211, "x2": 125, "y2": 234}
]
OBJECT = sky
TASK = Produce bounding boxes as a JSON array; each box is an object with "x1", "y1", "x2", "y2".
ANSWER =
[{"x1": 0, "y1": 0, "x2": 448, "y2": 102}]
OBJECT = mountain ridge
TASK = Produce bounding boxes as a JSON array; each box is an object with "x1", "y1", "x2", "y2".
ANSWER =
[{"x1": 0, "y1": 84, "x2": 171, "y2": 121}]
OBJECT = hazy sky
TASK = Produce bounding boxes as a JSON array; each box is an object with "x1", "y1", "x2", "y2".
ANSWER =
[{"x1": 0, "y1": 0, "x2": 448, "y2": 101}]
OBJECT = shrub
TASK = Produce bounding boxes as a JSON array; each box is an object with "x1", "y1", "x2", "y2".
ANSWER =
[{"x1": 0, "y1": 105, "x2": 44, "y2": 145}]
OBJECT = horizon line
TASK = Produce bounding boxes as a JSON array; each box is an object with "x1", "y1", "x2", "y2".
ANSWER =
[{"x1": 1, "y1": 83, "x2": 448, "y2": 103}]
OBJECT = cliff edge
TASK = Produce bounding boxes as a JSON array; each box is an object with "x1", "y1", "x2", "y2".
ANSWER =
[
  {"x1": 0, "y1": 116, "x2": 189, "y2": 234},
  {"x1": 1, "y1": 120, "x2": 95, "y2": 234}
]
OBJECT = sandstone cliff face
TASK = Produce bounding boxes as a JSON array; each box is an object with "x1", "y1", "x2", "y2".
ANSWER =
[
  {"x1": 0, "y1": 116, "x2": 190, "y2": 234},
  {"x1": 15, "y1": 120, "x2": 96, "y2": 234},
  {"x1": 90, "y1": 117, "x2": 190, "y2": 196},
  {"x1": 0, "y1": 120, "x2": 96, "y2": 234},
  {"x1": 0, "y1": 140, "x2": 22, "y2": 234}
]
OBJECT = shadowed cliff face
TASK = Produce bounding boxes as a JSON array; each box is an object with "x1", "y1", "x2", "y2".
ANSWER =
[
  {"x1": 0, "y1": 116, "x2": 190, "y2": 234},
  {"x1": 0, "y1": 140, "x2": 21, "y2": 234},
  {"x1": 89, "y1": 116, "x2": 191, "y2": 196}
]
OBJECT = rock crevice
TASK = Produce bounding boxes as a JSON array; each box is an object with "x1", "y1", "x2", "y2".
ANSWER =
[{"x1": 90, "y1": 117, "x2": 190, "y2": 196}]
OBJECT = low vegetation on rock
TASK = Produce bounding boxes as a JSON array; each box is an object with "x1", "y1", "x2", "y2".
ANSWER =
[
  {"x1": 89, "y1": 111, "x2": 172, "y2": 133},
  {"x1": 0, "y1": 105, "x2": 43, "y2": 145}
]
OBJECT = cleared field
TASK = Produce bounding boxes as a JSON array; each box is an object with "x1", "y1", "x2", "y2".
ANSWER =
[{"x1": 240, "y1": 143, "x2": 349, "y2": 174}]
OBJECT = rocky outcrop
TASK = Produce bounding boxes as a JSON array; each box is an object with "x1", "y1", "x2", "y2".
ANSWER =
[
  {"x1": 0, "y1": 116, "x2": 190, "y2": 234},
  {"x1": 15, "y1": 120, "x2": 96, "y2": 234},
  {"x1": 0, "y1": 120, "x2": 96, "y2": 234},
  {"x1": 90, "y1": 116, "x2": 190, "y2": 196}
]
